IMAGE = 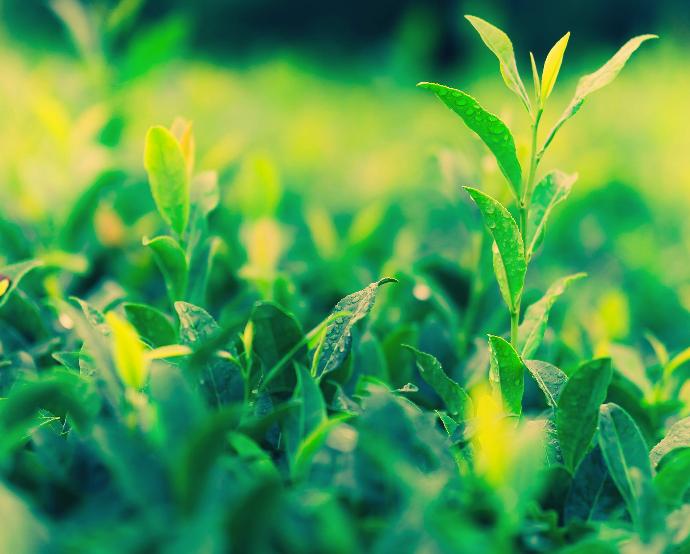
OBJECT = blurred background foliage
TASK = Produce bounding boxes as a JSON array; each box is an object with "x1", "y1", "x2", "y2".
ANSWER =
[{"x1": 0, "y1": 0, "x2": 689, "y2": 353}]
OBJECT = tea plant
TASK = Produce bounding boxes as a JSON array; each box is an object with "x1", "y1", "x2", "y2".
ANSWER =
[
  {"x1": 2, "y1": 11, "x2": 690, "y2": 554},
  {"x1": 415, "y1": 15, "x2": 690, "y2": 550}
]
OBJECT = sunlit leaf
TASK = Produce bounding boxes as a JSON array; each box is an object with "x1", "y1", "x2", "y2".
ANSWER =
[
  {"x1": 106, "y1": 312, "x2": 148, "y2": 389},
  {"x1": 541, "y1": 35, "x2": 657, "y2": 154},
  {"x1": 540, "y1": 32, "x2": 570, "y2": 102},
  {"x1": 464, "y1": 15, "x2": 531, "y2": 111},
  {"x1": 144, "y1": 125, "x2": 190, "y2": 235}
]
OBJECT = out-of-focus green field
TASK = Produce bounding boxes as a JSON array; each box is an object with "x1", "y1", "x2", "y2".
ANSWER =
[{"x1": 1, "y1": 35, "x2": 688, "y2": 348}]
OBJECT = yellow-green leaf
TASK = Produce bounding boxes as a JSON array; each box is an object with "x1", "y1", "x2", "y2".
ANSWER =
[
  {"x1": 106, "y1": 312, "x2": 148, "y2": 390},
  {"x1": 144, "y1": 125, "x2": 190, "y2": 236},
  {"x1": 541, "y1": 35, "x2": 657, "y2": 155},
  {"x1": 540, "y1": 32, "x2": 570, "y2": 102}
]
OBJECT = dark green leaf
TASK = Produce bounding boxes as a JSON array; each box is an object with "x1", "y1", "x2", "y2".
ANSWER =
[
  {"x1": 654, "y1": 449, "x2": 690, "y2": 507},
  {"x1": 0, "y1": 259, "x2": 43, "y2": 310},
  {"x1": 175, "y1": 301, "x2": 219, "y2": 345},
  {"x1": 123, "y1": 302, "x2": 176, "y2": 347},
  {"x1": 556, "y1": 358, "x2": 612, "y2": 473},
  {"x1": 404, "y1": 345, "x2": 472, "y2": 417},
  {"x1": 565, "y1": 446, "x2": 622, "y2": 524},
  {"x1": 598, "y1": 403, "x2": 661, "y2": 538},
  {"x1": 419, "y1": 83, "x2": 522, "y2": 197}
]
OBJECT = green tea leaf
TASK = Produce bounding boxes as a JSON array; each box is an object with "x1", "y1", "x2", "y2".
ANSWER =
[
  {"x1": 565, "y1": 446, "x2": 621, "y2": 524},
  {"x1": 70, "y1": 296, "x2": 110, "y2": 335},
  {"x1": 106, "y1": 312, "x2": 148, "y2": 389},
  {"x1": 292, "y1": 414, "x2": 353, "y2": 480},
  {"x1": 175, "y1": 301, "x2": 220, "y2": 345},
  {"x1": 557, "y1": 358, "x2": 612, "y2": 473},
  {"x1": 526, "y1": 171, "x2": 577, "y2": 258},
  {"x1": 540, "y1": 32, "x2": 570, "y2": 102},
  {"x1": 518, "y1": 273, "x2": 586, "y2": 358},
  {"x1": 0, "y1": 259, "x2": 43, "y2": 310},
  {"x1": 654, "y1": 449, "x2": 690, "y2": 507},
  {"x1": 541, "y1": 35, "x2": 657, "y2": 154},
  {"x1": 464, "y1": 15, "x2": 531, "y2": 111},
  {"x1": 465, "y1": 187, "x2": 526, "y2": 312},
  {"x1": 598, "y1": 403, "x2": 660, "y2": 537},
  {"x1": 251, "y1": 302, "x2": 306, "y2": 389},
  {"x1": 404, "y1": 345, "x2": 472, "y2": 417},
  {"x1": 524, "y1": 360, "x2": 567, "y2": 408},
  {"x1": 143, "y1": 235, "x2": 188, "y2": 302},
  {"x1": 123, "y1": 302, "x2": 177, "y2": 347},
  {"x1": 488, "y1": 335, "x2": 524, "y2": 417},
  {"x1": 419, "y1": 83, "x2": 522, "y2": 197},
  {"x1": 144, "y1": 125, "x2": 190, "y2": 235},
  {"x1": 650, "y1": 417, "x2": 690, "y2": 467},
  {"x1": 529, "y1": 52, "x2": 540, "y2": 101},
  {"x1": 285, "y1": 364, "x2": 327, "y2": 463},
  {"x1": 315, "y1": 278, "x2": 397, "y2": 377}
]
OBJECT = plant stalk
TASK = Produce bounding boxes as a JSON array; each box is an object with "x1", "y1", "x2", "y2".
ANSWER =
[{"x1": 511, "y1": 108, "x2": 543, "y2": 348}]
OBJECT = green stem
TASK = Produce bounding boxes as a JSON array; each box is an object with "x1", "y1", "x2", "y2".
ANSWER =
[
  {"x1": 510, "y1": 310, "x2": 519, "y2": 349},
  {"x1": 511, "y1": 109, "x2": 543, "y2": 348}
]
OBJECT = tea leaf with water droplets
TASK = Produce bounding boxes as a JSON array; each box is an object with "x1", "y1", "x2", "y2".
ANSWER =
[
  {"x1": 404, "y1": 345, "x2": 472, "y2": 417},
  {"x1": 541, "y1": 35, "x2": 657, "y2": 155},
  {"x1": 557, "y1": 358, "x2": 612, "y2": 473},
  {"x1": 519, "y1": 273, "x2": 586, "y2": 358},
  {"x1": 315, "y1": 278, "x2": 397, "y2": 377},
  {"x1": 418, "y1": 83, "x2": 522, "y2": 198},
  {"x1": 175, "y1": 301, "x2": 219, "y2": 345},
  {"x1": 526, "y1": 171, "x2": 577, "y2": 258},
  {"x1": 464, "y1": 15, "x2": 531, "y2": 111},
  {"x1": 488, "y1": 335, "x2": 524, "y2": 417},
  {"x1": 524, "y1": 360, "x2": 567, "y2": 408},
  {"x1": 650, "y1": 417, "x2": 690, "y2": 467},
  {"x1": 465, "y1": 187, "x2": 526, "y2": 313}
]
